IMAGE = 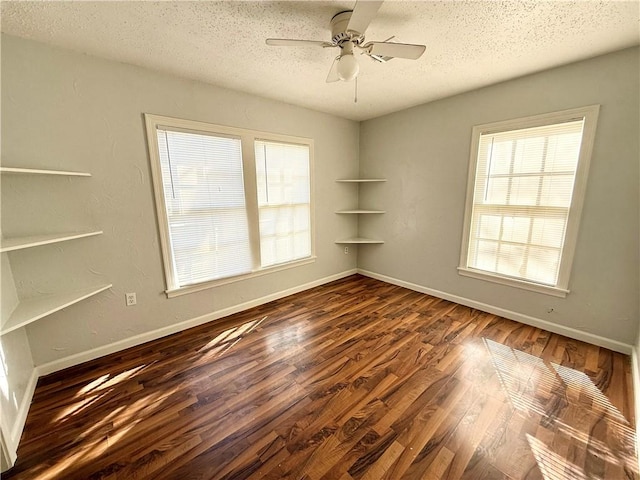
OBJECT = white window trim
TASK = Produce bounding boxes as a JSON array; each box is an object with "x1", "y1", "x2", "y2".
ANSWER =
[
  {"x1": 144, "y1": 114, "x2": 315, "y2": 297},
  {"x1": 166, "y1": 256, "x2": 317, "y2": 298},
  {"x1": 458, "y1": 105, "x2": 600, "y2": 297}
]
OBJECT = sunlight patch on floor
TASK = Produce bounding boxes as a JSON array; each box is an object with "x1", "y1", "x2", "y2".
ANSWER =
[
  {"x1": 484, "y1": 338, "x2": 638, "y2": 479},
  {"x1": 196, "y1": 316, "x2": 266, "y2": 362}
]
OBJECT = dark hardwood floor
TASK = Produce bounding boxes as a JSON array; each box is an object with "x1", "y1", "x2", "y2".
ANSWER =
[{"x1": 4, "y1": 274, "x2": 637, "y2": 479}]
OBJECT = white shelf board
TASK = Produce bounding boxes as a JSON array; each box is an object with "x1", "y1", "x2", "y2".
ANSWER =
[
  {"x1": 336, "y1": 178, "x2": 387, "y2": 183},
  {"x1": 0, "y1": 167, "x2": 91, "y2": 177},
  {"x1": 336, "y1": 209, "x2": 385, "y2": 214},
  {"x1": 335, "y1": 238, "x2": 384, "y2": 244},
  {"x1": 0, "y1": 231, "x2": 103, "y2": 253},
  {"x1": 1, "y1": 284, "x2": 112, "y2": 336}
]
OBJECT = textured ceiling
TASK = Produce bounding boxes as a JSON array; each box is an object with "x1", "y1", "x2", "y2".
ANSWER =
[{"x1": 1, "y1": 1, "x2": 639, "y2": 121}]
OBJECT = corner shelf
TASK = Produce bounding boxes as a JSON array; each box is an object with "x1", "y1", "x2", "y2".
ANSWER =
[
  {"x1": 0, "y1": 166, "x2": 91, "y2": 177},
  {"x1": 335, "y1": 238, "x2": 384, "y2": 244},
  {"x1": 335, "y1": 209, "x2": 385, "y2": 214},
  {"x1": 1, "y1": 284, "x2": 113, "y2": 336},
  {"x1": 335, "y1": 178, "x2": 386, "y2": 245},
  {"x1": 336, "y1": 179, "x2": 387, "y2": 183},
  {"x1": 1, "y1": 231, "x2": 103, "y2": 253}
]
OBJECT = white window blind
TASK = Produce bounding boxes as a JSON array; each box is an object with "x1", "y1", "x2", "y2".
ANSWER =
[
  {"x1": 255, "y1": 140, "x2": 311, "y2": 267},
  {"x1": 156, "y1": 128, "x2": 252, "y2": 286},
  {"x1": 461, "y1": 106, "x2": 599, "y2": 294}
]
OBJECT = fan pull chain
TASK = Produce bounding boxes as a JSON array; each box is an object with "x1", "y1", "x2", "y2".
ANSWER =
[{"x1": 354, "y1": 77, "x2": 358, "y2": 103}]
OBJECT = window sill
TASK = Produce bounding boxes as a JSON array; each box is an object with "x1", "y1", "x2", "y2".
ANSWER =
[
  {"x1": 457, "y1": 267, "x2": 569, "y2": 298},
  {"x1": 166, "y1": 256, "x2": 316, "y2": 298}
]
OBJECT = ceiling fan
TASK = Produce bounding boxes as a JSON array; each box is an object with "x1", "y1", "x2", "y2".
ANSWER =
[{"x1": 266, "y1": 0, "x2": 426, "y2": 83}]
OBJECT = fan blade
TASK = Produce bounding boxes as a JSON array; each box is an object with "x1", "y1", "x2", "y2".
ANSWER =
[
  {"x1": 326, "y1": 57, "x2": 340, "y2": 83},
  {"x1": 346, "y1": 0, "x2": 384, "y2": 35},
  {"x1": 365, "y1": 42, "x2": 426, "y2": 60},
  {"x1": 266, "y1": 38, "x2": 334, "y2": 48}
]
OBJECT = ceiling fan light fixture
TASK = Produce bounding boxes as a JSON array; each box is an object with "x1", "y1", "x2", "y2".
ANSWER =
[{"x1": 337, "y1": 53, "x2": 359, "y2": 81}]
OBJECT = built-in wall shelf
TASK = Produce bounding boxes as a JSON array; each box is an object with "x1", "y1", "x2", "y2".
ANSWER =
[
  {"x1": 0, "y1": 162, "x2": 108, "y2": 468},
  {"x1": 336, "y1": 178, "x2": 387, "y2": 183},
  {"x1": 1, "y1": 284, "x2": 112, "y2": 336},
  {"x1": 0, "y1": 231, "x2": 103, "y2": 253},
  {"x1": 336, "y1": 209, "x2": 385, "y2": 214},
  {"x1": 0, "y1": 167, "x2": 91, "y2": 177},
  {"x1": 335, "y1": 177, "x2": 386, "y2": 245},
  {"x1": 335, "y1": 238, "x2": 385, "y2": 244},
  {"x1": 0, "y1": 170, "x2": 109, "y2": 330}
]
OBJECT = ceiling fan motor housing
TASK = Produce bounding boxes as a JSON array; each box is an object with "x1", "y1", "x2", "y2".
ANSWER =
[{"x1": 330, "y1": 11, "x2": 364, "y2": 46}]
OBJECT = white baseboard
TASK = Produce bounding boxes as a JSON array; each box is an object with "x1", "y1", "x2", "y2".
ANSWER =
[
  {"x1": 357, "y1": 269, "x2": 633, "y2": 354},
  {"x1": 632, "y1": 346, "x2": 640, "y2": 469},
  {"x1": 37, "y1": 269, "x2": 358, "y2": 376}
]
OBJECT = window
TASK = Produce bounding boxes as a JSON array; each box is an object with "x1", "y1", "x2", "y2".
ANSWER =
[
  {"x1": 145, "y1": 115, "x2": 314, "y2": 297},
  {"x1": 458, "y1": 105, "x2": 599, "y2": 297},
  {"x1": 255, "y1": 140, "x2": 311, "y2": 267}
]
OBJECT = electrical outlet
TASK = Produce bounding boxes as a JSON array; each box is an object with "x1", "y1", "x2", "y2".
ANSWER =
[
  {"x1": 344, "y1": 246, "x2": 349, "y2": 254},
  {"x1": 125, "y1": 292, "x2": 137, "y2": 306}
]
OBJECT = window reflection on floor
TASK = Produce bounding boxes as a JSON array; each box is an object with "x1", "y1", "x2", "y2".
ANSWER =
[{"x1": 483, "y1": 337, "x2": 637, "y2": 479}]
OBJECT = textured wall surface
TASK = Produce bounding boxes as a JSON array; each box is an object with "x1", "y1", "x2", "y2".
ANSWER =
[
  {"x1": 358, "y1": 47, "x2": 639, "y2": 344},
  {"x1": 1, "y1": 34, "x2": 360, "y2": 366}
]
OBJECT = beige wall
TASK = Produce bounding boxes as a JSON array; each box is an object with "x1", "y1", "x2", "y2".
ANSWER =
[
  {"x1": 358, "y1": 47, "x2": 639, "y2": 345},
  {"x1": 1, "y1": 34, "x2": 360, "y2": 366}
]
